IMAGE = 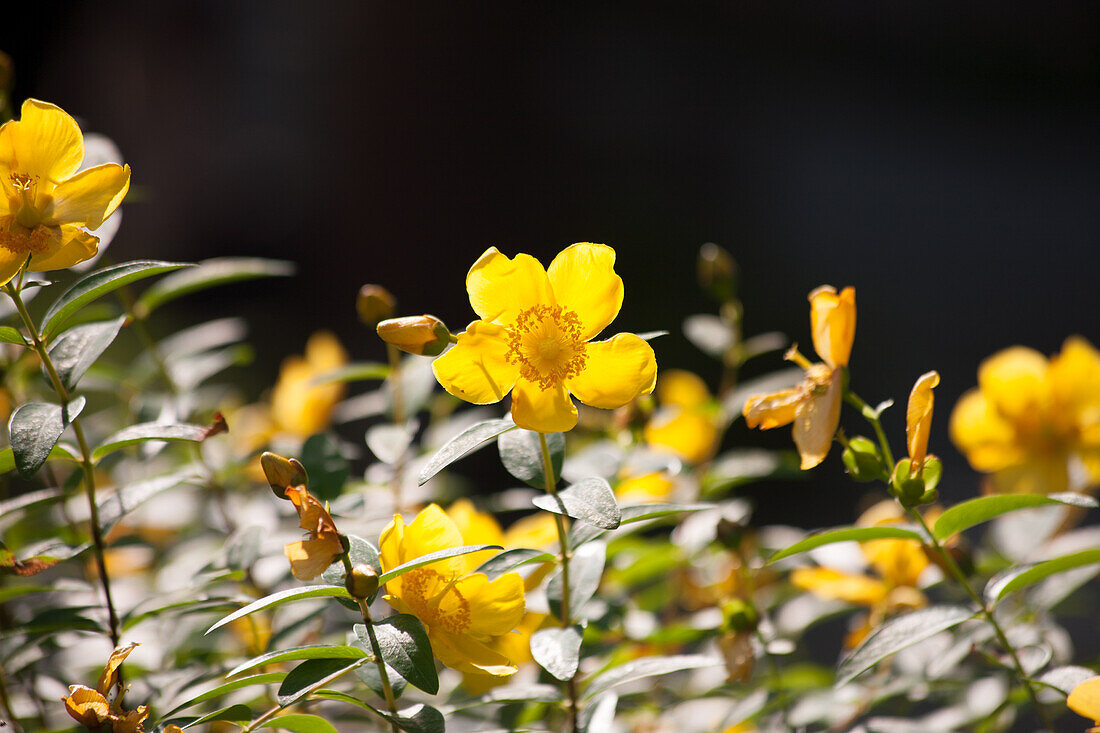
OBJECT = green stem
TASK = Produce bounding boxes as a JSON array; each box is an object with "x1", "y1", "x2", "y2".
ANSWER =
[
  {"x1": 240, "y1": 658, "x2": 368, "y2": 733},
  {"x1": 357, "y1": 600, "x2": 400, "y2": 733},
  {"x1": 844, "y1": 388, "x2": 894, "y2": 467},
  {"x1": 538, "y1": 432, "x2": 580, "y2": 733},
  {"x1": 3, "y1": 282, "x2": 120, "y2": 648}
]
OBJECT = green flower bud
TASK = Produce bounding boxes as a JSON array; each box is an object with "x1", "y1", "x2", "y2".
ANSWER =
[
  {"x1": 356, "y1": 284, "x2": 396, "y2": 326},
  {"x1": 722, "y1": 598, "x2": 759, "y2": 633},
  {"x1": 698, "y1": 243, "x2": 738, "y2": 302},
  {"x1": 842, "y1": 436, "x2": 885, "y2": 482},
  {"x1": 346, "y1": 563, "x2": 379, "y2": 599}
]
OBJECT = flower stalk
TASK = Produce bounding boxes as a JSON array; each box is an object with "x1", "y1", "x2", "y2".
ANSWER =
[{"x1": 342, "y1": 553, "x2": 400, "y2": 733}]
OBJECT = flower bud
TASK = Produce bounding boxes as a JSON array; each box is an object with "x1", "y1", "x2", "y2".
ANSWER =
[
  {"x1": 842, "y1": 436, "x2": 885, "y2": 482},
  {"x1": 698, "y1": 242, "x2": 738, "y2": 302},
  {"x1": 721, "y1": 598, "x2": 759, "y2": 633},
  {"x1": 356, "y1": 284, "x2": 396, "y2": 326},
  {"x1": 346, "y1": 563, "x2": 379, "y2": 599},
  {"x1": 260, "y1": 451, "x2": 308, "y2": 498},
  {"x1": 890, "y1": 459, "x2": 926, "y2": 508},
  {"x1": 376, "y1": 315, "x2": 451, "y2": 356}
]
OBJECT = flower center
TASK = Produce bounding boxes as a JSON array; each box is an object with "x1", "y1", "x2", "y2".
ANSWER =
[
  {"x1": 400, "y1": 567, "x2": 471, "y2": 634},
  {"x1": 506, "y1": 304, "x2": 587, "y2": 390}
]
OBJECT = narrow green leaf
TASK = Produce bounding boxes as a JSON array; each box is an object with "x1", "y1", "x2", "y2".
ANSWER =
[
  {"x1": 475, "y1": 548, "x2": 555, "y2": 580},
  {"x1": 206, "y1": 586, "x2": 352, "y2": 635},
  {"x1": 0, "y1": 326, "x2": 27, "y2": 345},
  {"x1": 9, "y1": 398, "x2": 86, "y2": 477},
  {"x1": 0, "y1": 444, "x2": 77, "y2": 475},
  {"x1": 42, "y1": 260, "x2": 192, "y2": 338},
  {"x1": 256, "y1": 713, "x2": 340, "y2": 733},
  {"x1": 933, "y1": 493, "x2": 1097, "y2": 541},
  {"x1": 547, "y1": 542, "x2": 605, "y2": 620},
  {"x1": 0, "y1": 586, "x2": 54, "y2": 603},
  {"x1": 378, "y1": 545, "x2": 502, "y2": 585},
  {"x1": 530, "y1": 625, "x2": 583, "y2": 681},
  {"x1": 134, "y1": 257, "x2": 294, "y2": 315},
  {"x1": 836, "y1": 605, "x2": 974, "y2": 686},
  {"x1": 48, "y1": 316, "x2": 126, "y2": 390},
  {"x1": 767, "y1": 526, "x2": 923, "y2": 564},
  {"x1": 277, "y1": 657, "x2": 366, "y2": 706},
  {"x1": 310, "y1": 362, "x2": 390, "y2": 386},
  {"x1": 93, "y1": 422, "x2": 208, "y2": 462},
  {"x1": 226, "y1": 645, "x2": 367, "y2": 678},
  {"x1": 580, "y1": 691, "x2": 619, "y2": 732},
  {"x1": 158, "y1": 673, "x2": 285, "y2": 721},
  {"x1": 359, "y1": 615, "x2": 439, "y2": 694},
  {"x1": 99, "y1": 468, "x2": 204, "y2": 535},
  {"x1": 532, "y1": 477, "x2": 620, "y2": 530},
  {"x1": 384, "y1": 704, "x2": 446, "y2": 733},
  {"x1": 986, "y1": 549, "x2": 1100, "y2": 602},
  {"x1": 473, "y1": 683, "x2": 563, "y2": 705},
  {"x1": 418, "y1": 418, "x2": 516, "y2": 485},
  {"x1": 1036, "y1": 665, "x2": 1098, "y2": 696},
  {"x1": 583, "y1": 654, "x2": 718, "y2": 700},
  {"x1": 499, "y1": 429, "x2": 564, "y2": 490},
  {"x1": 570, "y1": 503, "x2": 713, "y2": 547},
  {"x1": 181, "y1": 703, "x2": 253, "y2": 729}
]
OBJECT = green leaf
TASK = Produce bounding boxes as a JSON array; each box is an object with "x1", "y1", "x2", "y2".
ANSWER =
[
  {"x1": 985, "y1": 549, "x2": 1100, "y2": 602},
  {"x1": 417, "y1": 418, "x2": 516, "y2": 485},
  {"x1": 378, "y1": 544, "x2": 502, "y2": 586},
  {"x1": 322, "y1": 535, "x2": 381, "y2": 588},
  {"x1": 182, "y1": 703, "x2": 253, "y2": 729},
  {"x1": 226, "y1": 645, "x2": 367, "y2": 678},
  {"x1": 310, "y1": 362, "x2": 390, "y2": 386},
  {"x1": 580, "y1": 691, "x2": 618, "y2": 733},
  {"x1": 47, "y1": 316, "x2": 126, "y2": 390},
  {"x1": 499, "y1": 429, "x2": 564, "y2": 490},
  {"x1": 366, "y1": 424, "x2": 415, "y2": 465},
  {"x1": 300, "y1": 433, "x2": 349, "y2": 501},
  {"x1": 0, "y1": 539, "x2": 85, "y2": 577},
  {"x1": 93, "y1": 422, "x2": 208, "y2": 462},
  {"x1": 257, "y1": 713, "x2": 340, "y2": 733},
  {"x1": 158, "y1": 673, "x2": 286, "y2": 721},
  {"x1": 836, "y1": 605, "x2": 974, "y2": 687},
  {"x1": 767, "y1": 526, "x2": 923, "y2": 564},
  {"x1": 1036, "y1": 665, "x2": 1098, "y2": 696},
  {"x1": 355, "y1": 657, "x2": 407, "y2": 701},
  {"x1": 384, "y1": 704, "x2": 446, "y2": 733},
  {"x1": 532, "y1": 477, "x2": 620, "y2": 530},
  {"x1": 0, "y1": 585, "x2": 53, "y2": 603},
  {"x1": 42, "y1": 260, "x2": 192, "y2": 338},
  {"x1": 9, "y1": 398, "x2": 86, "y2": 477},
  {"x1": 277, "y1": 658, "x2": 366, "y2": 706},
  {"x1": 583, "y1": 654, "x2": 718, "y2": 700},
  {"x1": 0, "y1": 444, "x2": 77, "y2": 475},
  {"x1": 475, "y1": 548, "x2": 556, "y2": 580},
  {"x1": 358, "y1": 615, "x2": 439, "y2": 694},
  {"x1": 134, "y1": 257, "x2": 294, "y2": 316},
  {"x1": 121, "y1": 597, "x2": 239, "y2": 632},
  {"x1": 548, "y1": 542, "x2": 605, "y2": 620},
  {"x1": 98, "y1": 468, "x2": 204, "y2": 535},
  {"x1": 206, "y1": 586, "x2": 352, "y2": 635},
  {"x1": 932, "y1": 493, "x2": 1097, "y2": 541},
  {"x1": 530, "y1": 625, "x2": 583, "y2": 681},
  {"x1": 570, "y1": 503, "x2": 713, "y2": 547},
  {"x1": 0, "y1": 326, "x2": 27, "y2": 345}
]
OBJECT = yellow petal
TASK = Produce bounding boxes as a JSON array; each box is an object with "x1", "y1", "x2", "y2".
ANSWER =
[
  {"x1": 48, "y1": 163, "x2": 130, "y2": 229},
  {"x1": 1049, "y1": 336, "x2": 1100, "y2": 413},
  {"x1": 862, "y1": 538, "x2": 929, "y2": 589},
  {"x1": 429, "y1": 628, "x2": 518, "y2": 676},
  {"x1": 656, "y1": 369, "x2": 711, "y2": 409},
  {"x1": 1068, "y1": 676, "x2": 1100, "y2": 724},
  {"x1": 948, "y1": 390, "x2": 1025, "y2": 472},
  {"x1": 96, "y1": 641, "x2": 140, "y2": 694},
  {"x1": 285, "y1": 535, "x2": 344, "y2": 580},
  {"x1": 792, "y1": 366, "x2": 843, "y2": 469},
  {"x1": 28, "y1": 225, "x2": 97, "y2": 272},
  {"x1": 465, "y1": 247, "x2": 554, "y2": 325},
  {"x1": 790, "y1": 567, "x2": 888, "y2": 606},
  {"x1": 743, "y1": 388, "x2": 800, "y2": 429},
  {"x1": 987, "y1": 455, "x2": 1070, "y2": 495},
  {"x1": 446, "y1": 499, "x2": 505, "y2": 572},
  {"x1": 809, "y1": 285, "x2": 856, "y2": 368},
  {"x1": 270, "y1": 332, "x2": 347, "y2": 436},
  {"x1": 615, "y1": 472, "x2": 675, "y2": 503},
  {"x1": 61, "y1": 685, "x2": 110, "y2": 728},
  {"x1": 977, "y1": 346, "x2": 1048, "y2": 423},
  {"x1": 0, "y1": 99, "x2": 84, "y2": 181},
  {"x1": 510, "y1": 379, "x2": 577, "y2": 433},
  {"x1": 432, "y1": 320, "x2": 518, "y2": 404},
  {"x1": 502, "y1": 512, "x2": 560, "y2": 550},
  {"x1": 379, "y1": 504, "x2": 466, "y2": 579},
  {"x1": 565, "y1": 333, "x2": 657, "y2": 410},
  {"x1": 644, "y1": 410, "x2": 717, "y2": 464},
  {"x1": 0, "y1": 244, "x2": 26, "y2": 287},
  {"x1": 452, "y1": 571, "x2": 526, "y2": 637},
  {"x1": 113, "y1": 705, "x2": 150, "y2": 733},
  {"x1": 906, "y1": 370, "x2": 940, "y2": 468},
  {"x1": 546, "y1": 242, "x2": 623, "y2": 340}
]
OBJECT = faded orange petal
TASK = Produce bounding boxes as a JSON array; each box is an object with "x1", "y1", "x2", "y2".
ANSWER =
[{"x1": 906, "y1": 370, "x2": 940, "y2": 470}]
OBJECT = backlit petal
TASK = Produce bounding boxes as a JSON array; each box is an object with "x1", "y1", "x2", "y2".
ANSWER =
[
  {"x1": 430, "y1": 630, "x2": 517, "y2": 676},
  {"x1": 790, "y1": 567, "x2": 888, "y2": 606},
  {"x1": 511, "y1": 379, "x2": 577, "y2": 433},
  {"x1": 62, "y1": 685, "x2": 110, "y2": 728},
  {"x1": 48, "y1": 163, "x2": 130, "y2": 229},
  {"x1": 454, "y1": 572, "x2": 526, "y2": 637},
  {"x1": 949, "y1": 389, "x2": 1025, "y2": 472},
  {"x1": 0, "y1": 99, "x2": 84, "y2": 181},
  {"x1": 793, "y1": 367, "x2": 842, "y2": 469},
  {"x1": 1068, "y1": 676, "x2": 1100, "y2": 724},
  {"x1": 432, "y1": 320, "x2": 518, "y2": 404},
  {"x1": 1048, "y1": 336, "x2": 1100, "y2": 414},
  {"x1": 977, "y1": 346, "x2": 1047, "y2": 423},
  {"x1": 809, "y1": 285, "x2": 856, "y2": 368},
  {"x1": 285, "y1": 535, "x2": 343, "y2": 580},
  {"x1": 466, "y1": 247, "x2": 553, "y2": 325},
  {"x1": 546, "y1": 242, "x2": 623, "y2": 340},
  {"x1": 656, "y1": 369, "x2": 711, "y2": 409},
  {"x1": 27, "y1": 224, "x2": 96, "y2": 272},
  {"x1": 862, "y1": 538, "x2": 929, "y2": 589},
  {"x1": 446, "y1": 499, "x2": 505, "y2": 572},
  {"x1": 0, "y1": 245, "x2": 26, "y2": 287},
  {"x1": 906, "y1": 370, "x2": 940, "y2": 467},
  {"x1": 644, "y1": 410, "x2": 717, "y2": 464},
  {"x1": 565, "y1": 333, "x2": 657, "y2": 409},
  {"x1": 743, "y1": 388, "x2": 800, "y2": 429},
  {"x1": 988, "y1": 455, "x2": 1070, "y2": 495},
  {"x1": 379, "y1": 504, "x2": 466, "y2": 579}
]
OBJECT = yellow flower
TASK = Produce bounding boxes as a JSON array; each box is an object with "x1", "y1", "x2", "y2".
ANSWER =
[
  {"x1": 615, "y1": 471, "x2": 675, "y2": 504},
  {"x1": 743, "y1": 286, "x2": 855, "y2": 469},
  {"x1": 61, "y1": 643, "x2": 148, "y2": 732},
  {"x1": 0, "y1": 99, "x2": 130, "y2": 286},
  {"x1": 1068, "y1": 676, "x2": 1100, "y2": 732},
  {"x1": 283, "y1": 485, "x2": 345, "y2": 580},
  {"x1": 432, "y1": 243, "x2": 657, "y2": 433},
  {"x1": 379, "y1": 505, "x2": 526, "y2": 676},
  {"x1": 949, "y1": 337, "x2": 1100, "y2": 493},
  {"x1": 644, "y1": 370, "x2": 719, "y2": 464},
  {"x1": 270, "y1": 331, "x2": 348, "y2": 437},
  {"x1": 906, "y1": 370, "x2": 940, "y2": 473}
]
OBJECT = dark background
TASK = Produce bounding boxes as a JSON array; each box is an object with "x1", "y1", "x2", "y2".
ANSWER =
[{"x1": 6, "y1": 2, "x2": 1100, "y2": 526}]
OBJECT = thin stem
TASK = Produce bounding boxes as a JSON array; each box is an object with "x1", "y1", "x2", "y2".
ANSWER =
[
  {"x1": 844, "y1": 388, "x2": 894, "y2": 467},
  {"x1": 240, "y1": 658, "x2": 367, "y2": 732},
  {"x1": 385, "y1": 343, "x2": 405, "y2": 512},
  {"x1": 357, "y1": 599, "x2": 400, "y2": 733},
  {"x1": 3, "y1": 282, "x2": 120, "y2": 648},
  {"x1": 538, "y1": 432, "x2": 580, "y2": 733}
]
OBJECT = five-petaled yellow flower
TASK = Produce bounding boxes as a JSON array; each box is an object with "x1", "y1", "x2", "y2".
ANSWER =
[
  {"x1": 743, "y1": 286, "x2": 855, "y2": 469},
  {"x1": 949, "y1": 337, "x2": 1100, "y2": 494},
  {"x1": 1068, "y1": 676, "x2": 1100, "y2": 732},
  {"x1": 0, "y1": 99, "x2": 130, "y2": 286},
  {"x1": 379, "y1": 504, "x2": 526, "y2": 676},
  {"x1": 432, "y1": 243, "x2": 658, "y2": 433}
]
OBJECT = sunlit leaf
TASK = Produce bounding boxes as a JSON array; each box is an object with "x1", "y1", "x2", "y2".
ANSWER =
[
  {"x1": 985, "y1": 549, "x2": 1100, "y2": 603},
  {"x1": 47, "y1": 316, "x2": 126, "y2": 390},
  {"x1": 531, "y1": 625, "x2": 583, "y2": 681},
  {"x1": 277, "y1": 658, "x2": 367, "y2": 706},
  {"x1": 135, "y1": 257, "x2": 294, "y2": 316},
  {"x1": 532, "y1": 477, "x2": 620, "y2": 529},
  {"x1": 358, "y1": 615, "x2": 439, "y2": 694},
  {"x1": 418, "y1": 418, "x2": 516, "y2": 485},
  {"x1": 379, "y1": 545, "x2": 502, "y2": 586},
  {"x1": 499, "y1": 429, "x2": 564, "y2": 490},
  {"x1": 933, "y1": 492, "x2": 1096, "y2": 541},
  {"x1": 9, "y1": 398, "x2": 85, "y2": 477},
  {"x1": 583, "y1": 654, "x2": 718, "y2": 700},
  {"x1": 226, "y1": 645, "x2": 367, "y2": 678},
  {"x1": 767, "y1": 526, "x2": 923, "y2": 564},
  {"x1": 547, "y1": 542, "x2": 605, "y2": 621},
  {"x1": 206, "y1": 586, "x2": 352, "y2": 635},
  {"x1": 93, "y1": 422, "x2": 209, "y2": 462}
]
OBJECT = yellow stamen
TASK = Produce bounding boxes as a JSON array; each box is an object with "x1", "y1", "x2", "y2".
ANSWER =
[
  {"x1": 506, "y1": 304, "x2": 588, "y2": 389},
  {"x1": 784, "y1": 344, "x2": 814, "y2": 371}
]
